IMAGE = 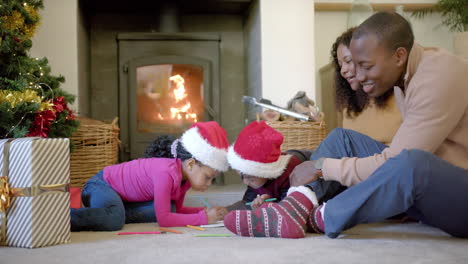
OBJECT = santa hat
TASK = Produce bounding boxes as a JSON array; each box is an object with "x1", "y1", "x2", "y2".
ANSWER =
[
  {"x1": 227, "y1": 121, "x2": 291, "y2": 179},
  {"x1": 181, "y1": 121, "x2": 229, "y2": 172}
]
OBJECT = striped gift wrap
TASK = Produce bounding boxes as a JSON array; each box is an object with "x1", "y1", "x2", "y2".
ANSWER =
[{"x1": 0, "y1": 138, "x2": 71, "y2": 248}]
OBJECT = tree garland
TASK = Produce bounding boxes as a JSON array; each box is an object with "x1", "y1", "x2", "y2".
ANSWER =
[{"x1": 0, "y1": 0, "x2": 79, "y2": 139}]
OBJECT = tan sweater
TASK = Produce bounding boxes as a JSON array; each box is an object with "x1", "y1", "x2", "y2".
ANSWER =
[
  {"x1": 342, "y1": 94, "x2": 402, "y2": 145},
  {"x1": 323, "y1": 43, "x2": 468, "y2": 186}
]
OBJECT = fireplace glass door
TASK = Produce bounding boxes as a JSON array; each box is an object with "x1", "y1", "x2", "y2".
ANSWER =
[{"x1": 127, "y1": 56, "x2": 213, "y2": 159}]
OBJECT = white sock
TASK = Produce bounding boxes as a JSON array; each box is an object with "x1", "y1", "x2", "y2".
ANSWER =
[
  {"x1": 320, "y1": 202, "x2": 326, "y2": 216},
  {"x1": 287, "y1": 186, "x2": 319, "y2": 208}
]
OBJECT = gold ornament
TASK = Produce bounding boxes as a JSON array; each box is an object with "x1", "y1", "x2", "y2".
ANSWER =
[
  {"x1": 0, "y1": 89, "x2": 53, "y2": 111},
  {"x1": 23, "y1": 6, "x2": 40, "y2": 39},
  {"x1": 2, "y1": 11, "x2": 23, "y2": 31},
  {"x1": 1, "y1": 6, "x2": 40, "y2": 39}
]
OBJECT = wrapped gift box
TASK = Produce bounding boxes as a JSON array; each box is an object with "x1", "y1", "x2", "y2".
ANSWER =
[{"x1": 0, "y1": 138, "x2": 71, "y2": 248}]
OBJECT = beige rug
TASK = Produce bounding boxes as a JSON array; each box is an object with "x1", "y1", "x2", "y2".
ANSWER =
[{"x1": 2, "y1": 221, "x2": 468, "y2": 264}]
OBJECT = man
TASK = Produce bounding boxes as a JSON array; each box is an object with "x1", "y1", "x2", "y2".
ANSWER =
[{"x1": 223, "y1": 11, "x2": 468, "y2": 239}]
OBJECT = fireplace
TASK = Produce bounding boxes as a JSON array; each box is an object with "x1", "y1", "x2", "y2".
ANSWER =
[
  {"x1": 118, "y1": 33, "x2": 221, "y2": 160},
  {"x1": 82, "y1": 0, "x2": 251, "y2": 184}
]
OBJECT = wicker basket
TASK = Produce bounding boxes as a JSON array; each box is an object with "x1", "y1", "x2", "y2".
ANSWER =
[
  {"x1": 266, "y1": 120, "x2": 326, "y2": 151},
  {"x1": 70, "y1": 117, "x2": 120, "y2": 187}
]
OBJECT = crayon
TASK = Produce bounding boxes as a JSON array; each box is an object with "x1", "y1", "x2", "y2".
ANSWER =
[
  {"x1": 196, "y1": 196, "x2": 211, "y2": 208},
  {"x1": 186, "y1": 225, "x2": 206, "y2": 231},
  {"x1": 159, "y1": 227, "x2": 183, "y2": 234},
  {"x1": 245, "y1": 198, "x2": 277, "y2": 206}
]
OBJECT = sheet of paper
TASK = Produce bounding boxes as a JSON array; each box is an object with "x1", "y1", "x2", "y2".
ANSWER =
[{"x1": 200, "y1": 221, "x2": 224, "y2": 228}]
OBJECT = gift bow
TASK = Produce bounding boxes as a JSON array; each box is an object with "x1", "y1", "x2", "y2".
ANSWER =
[
  {"x1": 0, "y1": 178, "x2": 69, "y2": 211},
  {"x1": 0, "y1": 176, "x2": 10, "y2": 213},
  {"x1": 0, "y1": 176, "x2": 69, "y2": 245},
  {"x1": 0, "y1": 176, "x2": 10, "y2": 246}
]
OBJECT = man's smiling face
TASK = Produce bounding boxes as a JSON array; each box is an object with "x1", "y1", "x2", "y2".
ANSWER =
[{"x1": 350, "y1": 34, "x2": 405, "y2": 97}]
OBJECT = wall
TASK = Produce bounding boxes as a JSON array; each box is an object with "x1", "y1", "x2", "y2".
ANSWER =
[
  {"x1": 244, "y1": 0, "x2": 262, "y2": 121},
  {"x1": 30, "y1": 0, "x2": 80, "y2": 111},
  {"x1": 77, "y1": 2, "x2": 90, "y2": 116},
  {"x1": 260, "y1": 0, "x2": 315, "y2": 107}
]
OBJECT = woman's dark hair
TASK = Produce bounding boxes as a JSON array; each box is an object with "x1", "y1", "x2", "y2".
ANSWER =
[
  {"x1": 144, "y1": 135, "x2": 194, "y2": 162},
  {"x1": 331, "y1": 27, "x2": 393, "y2": 118}
]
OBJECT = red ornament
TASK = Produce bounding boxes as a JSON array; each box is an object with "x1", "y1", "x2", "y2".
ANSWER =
[
  {"x1": 27, "y1": 96, "x2": 77, "y2": 138},
  {"x1": 53, "y1": 96, "x2": 76, "y2": 121},
  {"x1": 14, "y1": 37, "x2": 21, "y2": 43},
  {"x1": 27, "y1": 110, "x2": 56, "y2": 138},
  {"x1": 53, "y1": 96, "x2": 66, "y2": 113}
]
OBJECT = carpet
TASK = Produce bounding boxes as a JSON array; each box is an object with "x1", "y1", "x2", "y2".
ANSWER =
[
  {"x1": 2, "y1": 221, "x2": 468, "y2": 264},
  {"x1": 2, "y1": 184, "x2": 467, "y2": 264}
]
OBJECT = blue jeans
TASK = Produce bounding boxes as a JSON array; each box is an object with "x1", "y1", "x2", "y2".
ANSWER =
[
  {"x1": 70, "y1": 171, "x2": 158, "y2": 231},
  {"x1": 306, "y1": 128, "x2": 388, "y2": 203},
  {"x1": 319, "y1": 129, "x2": 468, "y2": 238}
]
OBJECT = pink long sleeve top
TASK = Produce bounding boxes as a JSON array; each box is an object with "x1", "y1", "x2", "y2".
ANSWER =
[{"x1": 103, "y1": 158, "x2": 207, "y2": 227}]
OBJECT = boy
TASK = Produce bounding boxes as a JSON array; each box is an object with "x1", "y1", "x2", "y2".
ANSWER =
[{"x1": 226, "y1": 121, "x2": 306, "y2": 210}]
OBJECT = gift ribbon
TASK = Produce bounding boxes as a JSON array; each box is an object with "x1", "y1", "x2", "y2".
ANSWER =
[
  {"x1": 0, "y1": 176, "x2": 11, "y2": 246},
  {"x1": 0, "y1": 139, "x2": 69, "y2": 246}
]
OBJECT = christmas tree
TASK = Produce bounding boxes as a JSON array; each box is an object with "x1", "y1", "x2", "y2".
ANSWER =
[{"x1": 0, "y1": 0, "x2": 79, "y2": 139}]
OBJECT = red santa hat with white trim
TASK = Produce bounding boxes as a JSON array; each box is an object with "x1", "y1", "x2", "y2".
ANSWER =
[
  {"x1": 227, "y1": 121, "x2": 292, "y2": 179},
  {"x1": 180, "y1": 121, "x2": 229, "y2": 172}
]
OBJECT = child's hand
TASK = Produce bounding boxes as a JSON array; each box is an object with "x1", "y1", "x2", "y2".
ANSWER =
[
  {"x1": 205, "y1": 207, "x2": 227, "y2": 223},
  {"x1": 213, "y1": 206, "x2": 228, "y2": 219},
  {"x1": 205, "y1": 208, "x2": 218, "y2": 223},
  {"x1": 250, "y1": 194, "x2": 271, "y2": 210}
]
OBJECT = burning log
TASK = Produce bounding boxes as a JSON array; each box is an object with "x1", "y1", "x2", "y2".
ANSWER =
[{"x1": 262, "y1": 109, "x2": 281, "y2": 121}]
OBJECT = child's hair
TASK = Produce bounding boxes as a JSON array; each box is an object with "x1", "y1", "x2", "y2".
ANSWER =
[
  {"x1": 144, "y1": 135, "x2": 194, "y2": 162},
  {"x1": 144, "y1": 122, "x2": 230, "y2": 171}
]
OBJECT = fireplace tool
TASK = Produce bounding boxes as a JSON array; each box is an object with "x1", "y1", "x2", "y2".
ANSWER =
[{"x1": 242, "y1": 96, "x2": 320, "y2": 122}]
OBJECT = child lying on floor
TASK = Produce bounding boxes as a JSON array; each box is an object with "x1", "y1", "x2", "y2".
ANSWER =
[
  {"x1": 225, "y1": 121, "x2": 310, "y2": 211},
  {"x1": 71, "y1": 121, "x2": 229, "y2": 231}
]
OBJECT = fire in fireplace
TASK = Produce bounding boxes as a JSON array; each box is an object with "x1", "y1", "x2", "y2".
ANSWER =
[{"x1": 136, "y1": 64, "x2": 204, "y2": 134}]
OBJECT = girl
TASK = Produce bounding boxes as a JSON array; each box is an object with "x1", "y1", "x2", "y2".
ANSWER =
[{"x1": 71, "y1": 121, "x2": 229, "y2": 231}]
